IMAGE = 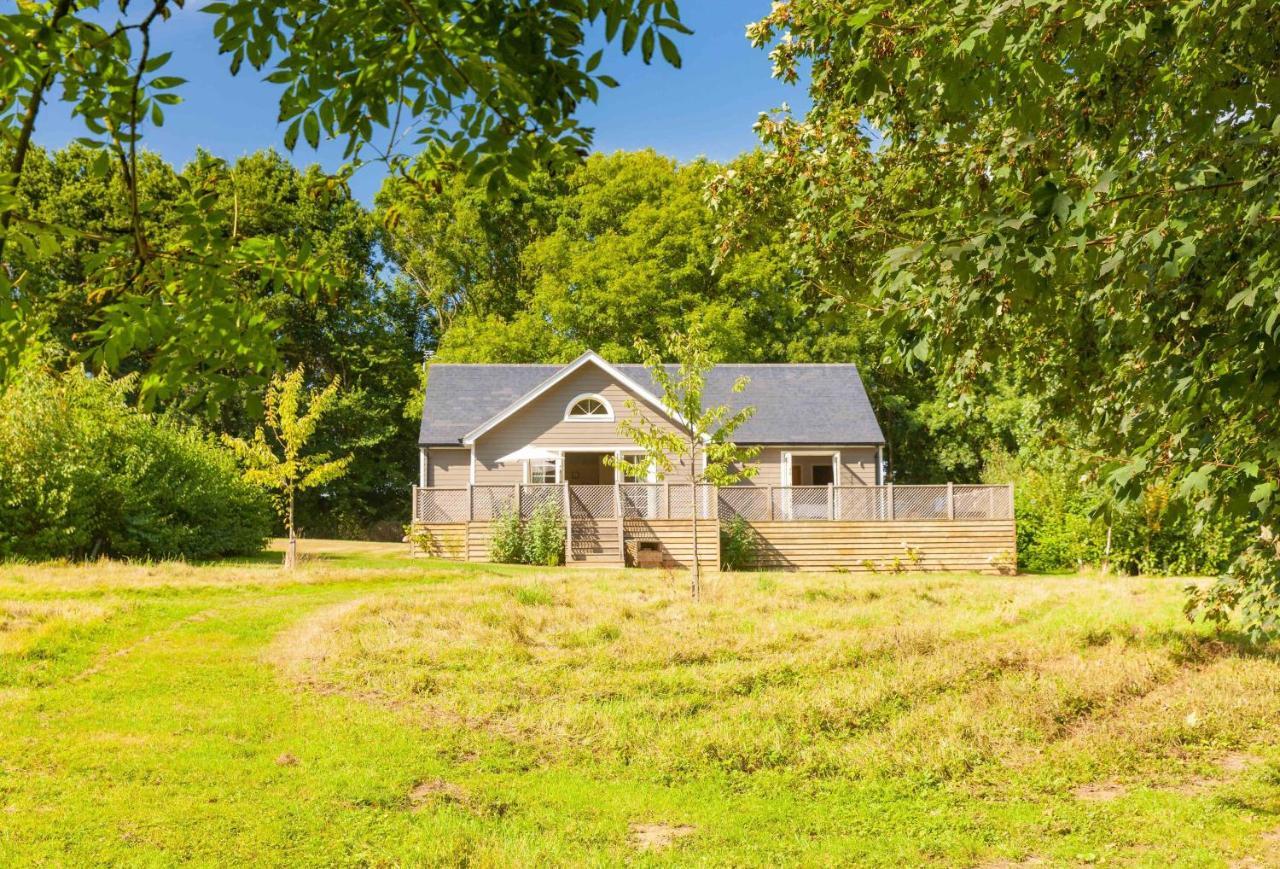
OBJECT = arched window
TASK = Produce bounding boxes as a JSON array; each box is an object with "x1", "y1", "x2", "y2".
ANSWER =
[{"x1": 564, "y1": 393, "x2": 614, "y2": 421}]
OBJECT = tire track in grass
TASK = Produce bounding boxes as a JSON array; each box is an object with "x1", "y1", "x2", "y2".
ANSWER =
[{"x1": 70, "y1": 606, "x2": 220, "y2": 684}]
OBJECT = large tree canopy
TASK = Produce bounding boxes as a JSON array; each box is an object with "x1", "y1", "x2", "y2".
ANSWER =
[
  {"x1": 0, "y1": 0, "x2": 689, "y2": 401},
  {"x1": 726, "y1": 0, "x2": 1280, "y2": 635},
  {"x1": 379, "y1": 149, "x2": 805, "y2": 364}
]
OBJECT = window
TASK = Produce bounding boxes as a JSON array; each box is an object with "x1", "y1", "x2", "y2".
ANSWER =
[
  {"x1": 529, "y1": 458, "x2": 558, "y2": 484},
  {"x1": 565, "y1": 394, "x2": 613, "y2": 421},
  {"x1": 618, "y1": 453, "x2": 649, "y2": 483}
]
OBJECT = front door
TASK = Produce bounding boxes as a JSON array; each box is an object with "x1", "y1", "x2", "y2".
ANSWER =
[{"x1": 563, "y1": 452, "x2": 614, "y2": 485}]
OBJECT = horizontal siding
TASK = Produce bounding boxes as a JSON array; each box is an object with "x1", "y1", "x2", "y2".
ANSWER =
[
  {"x1": 569, "y1": 518, "x2": 623, "y2": 564},
  {"x1": 427, "y1": 448, "x2": 470, "y2": 487},
  {"x1": 409, "y1": 522, "x2": 467, "y2": 560},
  {"x1": 467, "y1": 522, "x2": 493, "y2": 562},
  {"x1": 474, "y1": 364, "x2": 694, "y2": 486},
  {"x1": 744, "y1": 520, "x2": 1016, "y2": 573},
  {"x1": 421, "y1": 516, "x2": 1016, "y2": 575},
  {"x1": 623, "y1": 519, "x2": 720, "y2": 570}
]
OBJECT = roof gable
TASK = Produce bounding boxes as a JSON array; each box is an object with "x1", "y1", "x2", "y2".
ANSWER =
[
  {"x1": 459, "y1": 351, "x2": 684, "y2": 444},
  {"x1": 419, "y1": 357, "x2": 885, "y2": 446}
]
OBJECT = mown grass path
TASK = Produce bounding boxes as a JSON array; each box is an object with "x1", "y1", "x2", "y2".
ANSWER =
[{"x1": 1, "y1": 549, "x2": 1279, "y2": 865}]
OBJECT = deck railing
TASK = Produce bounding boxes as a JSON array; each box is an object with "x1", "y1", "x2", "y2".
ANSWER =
[{"x1": 413, "y1": 483, "x2": 1013, "y2": 523}]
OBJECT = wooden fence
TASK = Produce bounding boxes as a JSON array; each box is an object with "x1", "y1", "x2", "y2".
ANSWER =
[{"x1": 410, "y1": 483, "x2": 1015, "y2": 573}]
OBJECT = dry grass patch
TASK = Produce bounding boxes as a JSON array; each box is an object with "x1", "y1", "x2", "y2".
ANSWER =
[
  {"x1": 0, "y1": 599, "x2": 123, "y2": 656},
  {"x1": 277, "y1": 570, "x2": 1280, "y2": 800},
  {"x1": 628, "y1": 822, "x2": 695, "y2": 851},
  {"x1": 4, "y1": 551, "x2": 1280, "y2": 865}
]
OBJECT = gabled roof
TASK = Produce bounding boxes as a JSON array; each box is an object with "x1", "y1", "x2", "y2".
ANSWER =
[
  {"x1": 459, "y1": 351, "x2": 685, "y2": 444},
  {"x1": 418, "y1": 354, "x2": 886, "y2": 447}
]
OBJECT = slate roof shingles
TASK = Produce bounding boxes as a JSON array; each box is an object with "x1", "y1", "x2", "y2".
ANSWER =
[{"x1": 418, "y1": 362, "x2": 885, "y2": 446}]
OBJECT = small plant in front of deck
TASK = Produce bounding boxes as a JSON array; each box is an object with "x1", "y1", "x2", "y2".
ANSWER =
[
  {"x1": 720, "y1": 515, "x2": 759, "y2": 572},
  {"x1": 524, "y1": 500, "x2": 566, "y2": 566},
  {"x1": 610, "y1": 329, "x2": 759, "y2": 600},
  {"x1": 222, "y1": 367, "x2": 351, "y2": 569},
  {"x1": 488, "y1": 502, "x2": 565, "y2": 566},
  {"x1": 488, "y1": 509, "x2": 525, "y2": 564},
  {"x1": 904, "y1": 546, "x2": 925, "y2": 569}
]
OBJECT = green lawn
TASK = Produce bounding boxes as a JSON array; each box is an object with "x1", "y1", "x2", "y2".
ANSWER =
[{"x1": 2, "y1": 542, "x2": 1279, "y2": 866}]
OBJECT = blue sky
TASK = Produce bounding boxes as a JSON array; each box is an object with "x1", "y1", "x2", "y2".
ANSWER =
[{"x1": 32, "y1": 2, "x2": 807, "y2": 205}]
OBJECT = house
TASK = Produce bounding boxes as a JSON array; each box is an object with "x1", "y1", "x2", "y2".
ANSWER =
[
  {"x1": 412, "y1": 350, "x2": 1015, "y2": 572},
  {"x1": 417, "y1": 350, "x2": 887, "y2": 490}
]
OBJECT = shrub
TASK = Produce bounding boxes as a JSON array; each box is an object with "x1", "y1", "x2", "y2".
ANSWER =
[
  {"x1": 488, "y1": 509, "x2": 524, "y2": 564},
  {"x1": 524, "y1": 500, "x2": 566, "y2": 566},
  {"x1": 720, "y1": 515, "x2": 759, "y2": 571},
  {"x1": 0, "y1": 367, "x2": 271, "y2": 561},
  {"x1": 987, "y1": 448, "x2": 1249, "y2": 576},
  {"x1": 487, "y1": 502, "x2": 566, "y2": 566}
]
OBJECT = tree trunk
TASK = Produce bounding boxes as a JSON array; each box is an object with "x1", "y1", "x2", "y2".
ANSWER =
[{"x1": 284, "y1": 488, "x2": 297, "y2": 570}]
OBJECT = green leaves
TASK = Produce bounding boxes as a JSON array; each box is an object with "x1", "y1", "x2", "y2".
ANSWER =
[
  {"x1": 202, "y1": 0, "x2": 690, "y2": 190},
  {"x1": 732, "y1": 0, "x2": 1280, "y2": 633},
  {"x1": 0, "y1": 0, "x2": 691, "y2": 395},
  {"x1": 223, "y1": 366, "x2": 352, "y2": 533}
]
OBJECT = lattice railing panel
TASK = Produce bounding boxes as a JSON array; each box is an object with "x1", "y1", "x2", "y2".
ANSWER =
[
  {"x1": 619, "y1": 484, "x2": 664, "y2": 519},
  {"x1": 893, "y1": 485, "x2": 949, "y2": 520},
  {"x1": 836, "y1": 486, "x2": 890, "y2": 521},
  {"x1": 953, "y1": 484, "x2": 1012, "y2": 519},
  {"x1": 414, "y1": 487, "x2": 469, "y2": 523},
  {"x1": 718, "y1": 487, "x2": 769, "y2": 521},
  {"x1": 772, "y1": 486, "x2": 830, "y2": 520},
  {"x1": 413, "y1": 484, "x2": 1014, "y2": 524},
  {"x1": 520, "y1": 484, "x2": 564, "y2": 519},
  {"x1": 471, "y1": 485, "x2": 515, "y2": 520},
  {"x1": 570, "y1": 485, "x2": 617, "y2": 519},
  {"x1": 696, "y1": 484, "x2": 718, "y2": 519},
  {"x1": 666, "y1": 484, "x2": 694, "y2": 519}
]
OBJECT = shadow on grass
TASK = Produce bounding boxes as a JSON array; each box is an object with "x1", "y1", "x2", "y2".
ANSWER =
[{"x1": 1153, "y1": 628, "x2": 1280, "y2": 664}]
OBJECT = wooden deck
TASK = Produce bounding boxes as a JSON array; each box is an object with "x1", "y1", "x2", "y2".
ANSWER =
[{"x1": 410, "y1": 483, "x2": 1016, "y2": 573}]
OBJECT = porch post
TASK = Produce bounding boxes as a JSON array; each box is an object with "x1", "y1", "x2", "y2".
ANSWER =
[
  {"x1": 947, "y1": 482, "x2": 954, "y2": 520},
  {"x1": 515, "y1": 483, "x2": 521, "y2": 518},
  {"x1": 767, "y1": 484, "x2": 774, "y2": 521},
  {"x1": 887, "y1": 483, "x2": 895, "y2": 521},
  {"x1": 411, "y1": 485, "x2": 419, "y2": 523},
  {"x1": 664, "y1": 481, "x2": 670, "y2": 520},
  {"x1": 563, "y1": 481, "x2": 572, "y2": 564},
  {"x1": 614, "y1": 484, "x2": 624, "y2": 564},
  {"x1": 827, "y1": 483, "x2": 835, "y2": 520},
  {"x1": 467, "y1": 484, "x2": 474, "y2": 522}
]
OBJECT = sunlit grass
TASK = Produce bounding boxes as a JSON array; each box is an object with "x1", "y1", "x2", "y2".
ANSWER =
[{"x1": 1, "y1": 547, "x2": 1278, "y2": 865}]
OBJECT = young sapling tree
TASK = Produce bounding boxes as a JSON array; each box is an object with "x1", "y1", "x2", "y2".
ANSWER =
[
  {"x1": 223, "y1": 366, "x2": 351, "y2": 569},
  {"x1": 610, "y1": 331, "x2": 758, "y2": 599}
]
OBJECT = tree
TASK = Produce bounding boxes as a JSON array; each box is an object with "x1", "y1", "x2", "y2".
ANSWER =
[
  {"x1": 12, "y1": 144, "x2": 423, "y2": 538},
  {"x1": 378, "y1": 150, "x2": 805, "y2": 364},
  {"x1": 610, "y1": 331, "x2": 758, "y2": 599},
  {"x1": 1, "y1": 0, "x2": 689, "y2": 398},
  {"x1": 729, "y1": 0, "x2": 1280, "y2": 637},
  {"x1": 223, "y1": 367, "x2": 351, "y2": 568}
]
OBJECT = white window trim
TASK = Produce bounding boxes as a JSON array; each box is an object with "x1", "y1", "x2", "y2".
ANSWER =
[
  {"x1": 613, "y1": 448, "x2": 658, "y2": 483},
  {"x1": 782, "y1": 450, "x2": 840, "y2": 486},
  {"x1": 524, "y1": 454, "x2": 560, "y2": 485},
  {"x1": 563, "y1": 392, "x2": 614, "y2": 422}
]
